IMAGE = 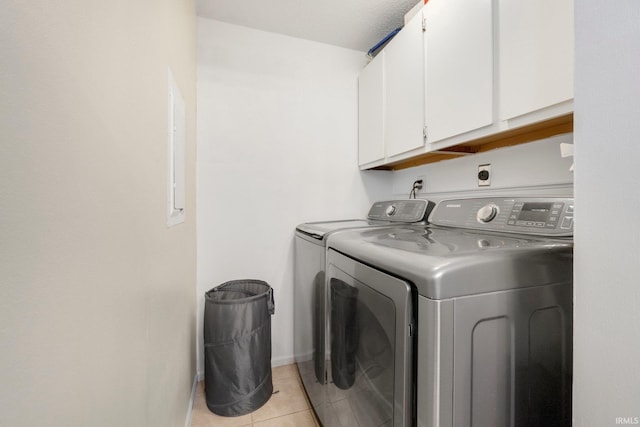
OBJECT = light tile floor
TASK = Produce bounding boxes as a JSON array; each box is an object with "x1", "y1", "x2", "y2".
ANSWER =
[{"x1": 190, "y1": 364, "x2": 320, "y2": 427}]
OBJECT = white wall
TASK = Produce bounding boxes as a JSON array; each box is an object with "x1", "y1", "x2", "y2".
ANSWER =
[
  {"x1": 196, "y1": 18, "x2": 392, "y2": 374},
  {"x1": 0, "y1": 1, "x2": 197, "y2": 426},
  {"x1": 390, "y1": 134, "x2": 575, "y2": 201},
  {"x1": 574, "y1": 1, "x2": 640, "y2": 425}
]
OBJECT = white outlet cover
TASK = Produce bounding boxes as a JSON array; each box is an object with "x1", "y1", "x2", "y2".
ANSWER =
[{"x1": 478, "y1": 164, "x2": 491, "y2": 186}]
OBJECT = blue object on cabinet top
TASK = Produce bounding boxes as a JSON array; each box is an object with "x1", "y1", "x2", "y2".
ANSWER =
[{"x1": 367, "y1": 27, "x2": 403, "y2": 59}]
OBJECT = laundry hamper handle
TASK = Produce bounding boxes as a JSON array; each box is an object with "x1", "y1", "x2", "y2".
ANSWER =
[{"x1": 267, "y1": 288, "x2": 275, "y2": 315}]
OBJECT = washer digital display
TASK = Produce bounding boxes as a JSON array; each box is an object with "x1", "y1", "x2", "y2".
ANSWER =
[{"x1": 517, "y1": 203, "x2": 553, "y2": 222}]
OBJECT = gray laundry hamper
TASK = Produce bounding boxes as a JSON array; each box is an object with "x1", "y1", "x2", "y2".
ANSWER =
[{"x1": 203, "y1": 279, "x2": 275, "y2": 416}]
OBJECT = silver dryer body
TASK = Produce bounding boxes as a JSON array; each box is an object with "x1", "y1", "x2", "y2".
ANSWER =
[{"x1": 325, "y1": 197, "x2": 574, "y2": 427}]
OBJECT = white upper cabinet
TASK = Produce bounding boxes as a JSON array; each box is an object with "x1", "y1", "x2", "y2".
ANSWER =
[
  {"x1": 499, "y1": 0, "x2": 574, "y2": 121},
  {"x1": 358, "y1": 52, "x2": 385, "y2": 166},
  {"x1": 424, "y1": 0, "x2": 493, "y2": 143},
  {"x1": 357, "y1": 0, "x2": 574, "y2": 169},
  {"x1": 384, "y1": 13, "x2": 426, "y2": 158}
]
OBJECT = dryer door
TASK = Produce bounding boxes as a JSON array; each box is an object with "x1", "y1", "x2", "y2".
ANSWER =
[{"x1": 326, "y1": 249, "x2": 414, "y2": 427}]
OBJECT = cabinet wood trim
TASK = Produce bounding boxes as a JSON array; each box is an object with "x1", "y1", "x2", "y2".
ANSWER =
[{"x1": 372, "y1": 113, "x2": 573, "y2": 171}]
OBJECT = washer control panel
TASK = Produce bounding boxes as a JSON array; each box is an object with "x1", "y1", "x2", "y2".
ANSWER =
[
  {"x1": 430, "y1": 197, "x2": 574, "y2": 236},
  {"x1": 368, "y1": 199, "x2": 433, "y2": 223}
]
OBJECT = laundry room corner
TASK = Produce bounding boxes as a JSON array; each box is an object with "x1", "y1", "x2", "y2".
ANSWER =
[{"x1": 194, "y1": 17, "x2": 393, "y2": 377}]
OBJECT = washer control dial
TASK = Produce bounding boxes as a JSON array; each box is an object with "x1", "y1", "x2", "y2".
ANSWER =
[
  {"x1": 477, "y1": 203, "x2": 499, "y2": 223},
  {"x1": 385, "y1": 205, "x2": 397, "y2": 216}
]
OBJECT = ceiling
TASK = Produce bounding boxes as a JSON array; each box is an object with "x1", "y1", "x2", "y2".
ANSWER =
[{"x1": 196, "y1": 0, "x2": 421, "y2": 52}]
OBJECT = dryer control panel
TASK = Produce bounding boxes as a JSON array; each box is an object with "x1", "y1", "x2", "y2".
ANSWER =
[
  {"x1": 368, "y1": 199, "x2": 434, "y2": 223},
  {"x1": 430, "y1": 197, "x2": 574, "y2": 236}
]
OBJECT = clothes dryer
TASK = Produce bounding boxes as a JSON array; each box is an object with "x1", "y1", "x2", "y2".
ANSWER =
[
  {"x1": 294, "y1": 199, "x2": 433, "y2": 427},
  {"x1": 325, "y1": 196, "x2": 574, "y2": 427}
]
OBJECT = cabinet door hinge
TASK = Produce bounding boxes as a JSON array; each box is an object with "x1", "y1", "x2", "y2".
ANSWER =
[
  {"x1": 423, "y1": 126, "x2": 428, "y2": 142},
  {"x1": 422, "y1": 17, "x2": 426, "y2": 32}
]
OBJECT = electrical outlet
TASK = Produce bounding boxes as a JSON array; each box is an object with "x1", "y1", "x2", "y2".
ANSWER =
[
  {"x1": 409, "y1": 175, "x2": 426, "y2": 198},
  {"x1": 478, "y1": 164, "x2": 491, "y2": 186}
]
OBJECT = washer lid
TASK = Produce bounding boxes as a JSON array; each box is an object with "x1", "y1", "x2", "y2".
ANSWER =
[
  {"x1": 327, "y1": 225, "x2": 573, "y2": 299},
  {"x1": 296, "y1": 219, "x2": 371, "y2": 239}
]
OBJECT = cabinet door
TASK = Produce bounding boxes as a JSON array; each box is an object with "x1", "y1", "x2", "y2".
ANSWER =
[
  {"x1": 384, "y1": 13, "x2": 425, "y2": 158},
  {"x1": 499, "y1": 0, "x2": 574, "y2": 120},
  {"x1": 424, "y1": 0, "x2": 493, "y2": 143},
  {"x1": 358, "y1": 52, "x2": 385, "y2": 166}
]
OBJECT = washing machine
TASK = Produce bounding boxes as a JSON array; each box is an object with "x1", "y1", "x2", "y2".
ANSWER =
[
  {"x1": 325, "y1": 196, "x2": 574, "y2": 427},
  {"x1": 294, "y1": 199, "x2": 434, "y2": 427}
]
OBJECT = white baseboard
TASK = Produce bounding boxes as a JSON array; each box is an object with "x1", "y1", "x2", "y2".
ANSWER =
[
  {"x1": 184, "y1": 373, "x2": 198, "y2": 427},
  {"x1": 271, "y1": 354, "x2": 295, "y2": 367}
]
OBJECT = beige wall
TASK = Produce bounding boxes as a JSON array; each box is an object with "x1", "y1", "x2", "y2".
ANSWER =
[{"x1": 0, "y1": 1, "x2": 197, "y2": 426}]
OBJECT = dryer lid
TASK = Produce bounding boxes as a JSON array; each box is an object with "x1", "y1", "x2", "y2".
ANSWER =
[{"x1": 327, "y1": 225, "x2": 573, "y2": 299}]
